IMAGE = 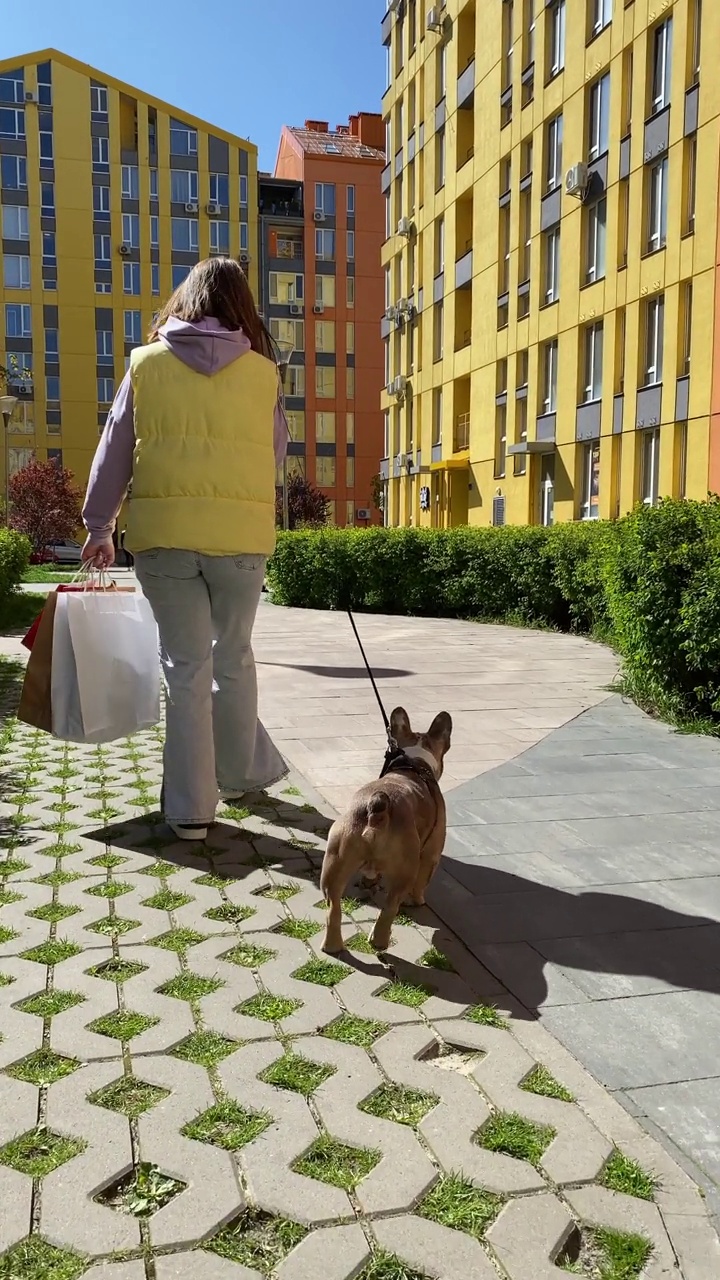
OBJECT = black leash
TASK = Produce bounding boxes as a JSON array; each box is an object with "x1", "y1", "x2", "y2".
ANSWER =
[{"x1": 347, "y1": 611, "x2": 403, "y2": 773}]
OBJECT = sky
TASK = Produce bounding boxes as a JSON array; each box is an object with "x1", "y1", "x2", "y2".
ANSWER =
[{"x1": 1, "y1": 0, "x2": 388, "y2": 169}]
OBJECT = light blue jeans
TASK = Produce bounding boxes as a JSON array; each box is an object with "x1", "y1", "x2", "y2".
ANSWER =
[{"x1": 135, "y1": 549, "x2": 287, "y2": 825}]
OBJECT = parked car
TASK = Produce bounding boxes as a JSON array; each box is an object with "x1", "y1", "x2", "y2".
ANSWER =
[{"x1": 44, "y1": 539, "x2": 83, "y2": 565}]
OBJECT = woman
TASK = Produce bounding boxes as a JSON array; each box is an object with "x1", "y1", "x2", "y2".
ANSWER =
[{"x1": 81, "y1": 257, "x2": 289, "y2": 840}]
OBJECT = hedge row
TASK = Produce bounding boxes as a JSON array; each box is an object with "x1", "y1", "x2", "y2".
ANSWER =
[{"x1": 267, "y1": 500, "x2": 720, "y2": 728}]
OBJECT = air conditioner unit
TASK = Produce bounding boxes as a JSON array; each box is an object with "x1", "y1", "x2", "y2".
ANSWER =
[
  {"x1": 289, "y1": 303, "x2": 302, "y2": 315},
  {"x1": 388, "y1": 0, "x2": 401, "y2": 12},
  {"x1": 385, "y1": 380, "x2": 395, "y2": 396},
  {"x1": 395, "y1": 297, "x2": 409, "y2": 318},
  {"x1": 356, "y1": 508, "x2": 371, "y2": 520},
  {"x1": 565, "y1": 163, "x2": 589, "y2": 199},
  {"x1": 184, "y1": 201, "x2": 199, "y2": 213},
  {"x1": 427, "y1": 6, "x2": 443, "y2": 32},
  {"x1": 313, "y1": 211, "x2": 326, "y2": 222},
  {"x1": 206, "y1": 202, "x2": 221, "y2": 216},
  {"x1": 404, "y1": 301, "x2": 417, "y2": 321},
  {"x1": 384, "y1": 304, "x2": 397, "y2": 322},
  {"x1": 24, "y1": 91, "x2": 39, "y2": 103},
  {"x1": 393, "y1": 375, "x2": 408, "y2": 399},
  {"x1": 313, "y1": 303, "x2": 325, "y2": 314},
  {"x1": 239, "y1": 252, "x2": 251, "y2": 265},
  {"x1": 397, "y1": 216, "x2": 414, "y2": 237},
  {"x1": 118, "y1": 244, "x2": 131, "y2": 256}
]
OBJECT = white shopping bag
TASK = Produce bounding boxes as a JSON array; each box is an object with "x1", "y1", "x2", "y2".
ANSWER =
[
  {"x1": 50, "y1": 590, "x2": 87, "y2": 742},
  {"x1": 51, "y1": 590, "x2": 161, "y2": 743}
]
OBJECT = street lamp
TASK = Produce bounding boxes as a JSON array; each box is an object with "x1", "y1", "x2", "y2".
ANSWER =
[
  {"x1": 273, "y1": 338, "x2": 295, "y2": 532},
  {"x1": 0, "y1": 394, "x2": 18, "y2": 526}
]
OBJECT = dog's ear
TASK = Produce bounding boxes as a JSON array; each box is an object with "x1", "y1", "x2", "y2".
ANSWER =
[
  {"x1": 427, "y1": 711, "x2": 452, "y2": 749},
  {"x1": 390, "y1": 707, "x2": 412, "y2": 742}
]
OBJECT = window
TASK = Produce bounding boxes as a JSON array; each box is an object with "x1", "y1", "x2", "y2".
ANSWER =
[
  {"x1": 150, "y1": 215, "x2": 159, "y2": 248},
  {"x1": 240, "y1": 222, "x2": 249, "y2": 251},
  {"x1": 42, "y1": 233, "x2": 56, "y2": 266},
  {"x1": 435, "y1": 215, "x2": 445, "y2": 275},
  {"x1": 91, "y1": 84, "x2": 108, "y2": 115},
  {"x1": 499, "y1": 204, "x2": 511, "y2": 295},
  {"x1": 285, "y1": 365, "x2": 305, "y2": 396},
  {"x1": 209, "y1": 173, "x2": 229, "y2": 206},
  {"x1": 346, "y1": 322, "x2": 355, "y2": 354},
  {"x1": 586, "y1": 197, "x2": 607, "y2": 282},
  {"x1": 97, "y1": 331, "x2": 114, "y2": 363},
  {"x1": 514, "y1": 395, "x2": 529, "y2": 476},
  {"x1": 647, "y1": 157, "x2": 668, "y2": 253},
  {"x1": 0, "y1": 69, "x2": 24, "y2": 103},
  {"x1": 502, "y1": 0, "x2": 514, "y2": 90},
  {"x1": 315, "y1": 276, "x2": 336, "y2": 308},
  {"x1": 542, "y1": 338, "x2": 559, "y2": 413},
  {"x1": 269, "y1": 271, "x2": 304, "y2": 303},
  {"x1": 315, "y1": 183, "x2": 336, "y2": 215},
  {"x1": 435, "y1": 126, "x2": 446, "y2": 189},
  {"x1": 46, "y1": 375, "x2": 60, "y2": 404},
  {"x1": 122, "y1": 213, "x2": 140, "y2": 248},
  {"x1": 691, "y1": 0, "x2": 702, "y2": 84},
  {"x1": 316, "y1": 456, "x2": 336, "y2": 487},
  {"x1": 93, "y1": 185, "x2": 110, "y2": 220},
  {"x1": 680, "y1": 281, "x2": 693, "y2": 376},
  {"x1": 210, "y1": 221, "x2": 230, "y2": 254},
  {"x1": 9, "y1": 400, "x2": 34, "y2": 433},
  {"x1": 92, "y1": 136, "x2": 110, "y2": 172},
  {"x1": 644, "y1": 294, "x2": 665, "y2": 385},
  {"x1": 124, "y1": 311, "x2": 142, "y2": 345},
  {"x1": 494, "y1": 404, "x2": 507, "y2": 478},
  {"x1": 286, "y1": 410, "x2": 305, "y2": 442},
  {"x1": 170, "y1": 119, "x2": 197, "y2": 156},
  {"x1": 546, "y1": 114, "x2": 563, "y2": 190},
  {"x1": 651, "y1": 17, "x2": 673, "y2": 114},
  {"x1": 588, "y1": 73, "x2": 610, "y2": 160},
  {"x1": 0, "y1": 155, "x2": 26, "y2": 190},
  {"x1": 437, "y1": 41, "x2": 448, "y2": 101},
  {"x1": 240, "y1": 174, "x2": 248, "y2": 207},
  {"x1": 95, "y1": 281, "x2": 112, "y2": 295},
  {"x1": 150, "y1": 168, "x2": 158, "y2": 199},
  {"x1": 684, "y1": 136, "x2": 697, "y2": 235},
  {"x1": 5, "y1": 304, "x2": 31, "y2": 338},
  {"x1": 432, "y1": 387, "x2": 443, "y2": 446},
  {"x1": 171, "y1": 218, "x2": 199, "y2": 252},
  {"x1": 123, "y1": 262, "x2": 141, "y2": 295},
  {"x1": 583, "y1": 322, "x2": 604, "y2": 401},
  {"x1": 315, "y1": 321, "x2": 335, "y2": 352},
  {"x1": 580, "y1": 442, "x2": 600, "y2": 520},
  {"x1": 172, "y1": 264, "x2": 190, "y2": 289},
  {"x1": 591, "y1": 0, "x2": 612, "y2": 38},
  {"x1": 94, "y1": 233, "x2": 111, "y2": 266},
  {"x1": 39, "y1": 120, "x2": 53, "y2": 162},
  {"x1": 121, "y1": 165, "x2": 139, "y2": 200},
  {"x1": 97, "y1": 377, "x2": 114, "y2": 404},
  {"x1": 4, "y1": 255, "x2": 30, "y2": 289},
  {"x1": 544, "y1": 226, "x2": 560, "y2": 303},
  {"x1": 315, "y1": 367, "x2": 336, "y2": 398},
  {"x1": 347, "y1": 367, "x2": 355, "y2": 400},
  {"x1": 675, "y1": 421, "x2": 688, "y2": 498},
  {"x1": 2, "y1": 205, "x2": 29, "y2": 240},
  {"x1": 345, "y1": 230, "x2": 355, "y2": 262},
  {"x1": 315, "y1": 412, "x2": 336, "y2": 442},
  {"x1": 346, "y1": 277, "x2": 355, "y2": 309},
  {"x1": 5, "y1": 352, "x2": 32, "y2": 390},
  {"x1": 170, "y1": 170, "x2": 198, "y2": 204},
  {"x1": 641, "y1": 428, "x2": 660, "y2": 506},
  {"x1": 433, "y1": 300, "x2": 444, "y2": 361},
  {"x1": 346, "y1": 412, "x2": 355, "y2": 444},
  {"x1": 519, "y1": 190, "x2": 532, "y2": 284},
  {"x1": 548, "y1": 0, "x2": 566, "y2": 77},
  {"x1": 618, "y1": 176, "x2": 630, "y2": 267},
  {"x1": 524, "y1": 0, "x2": 536, "y2": 65},
  {"x1": 40, "y1": 182, "x2": 55, "y2": 216},
  {"x1": 269, "y1": 318, "x2": 304, "y2": 351},
  {"x1": 347, "y1": 184, "x2": 355, "y2": 215},
  {"x1": 151, "y1": 263, "x2": 160, "y2": 296},
  {"x1": 0, "y1": 107, "x2": 25, "y2": 140},
  {"x1": 540, "y1": 455, "x2": 555, "y2": 525},
  {"x1": 9, "y1": 446, "x2": 34, "y2": 476},
  {"x1": 315, "y1": 229, "x2": 335, "y2": 260}
]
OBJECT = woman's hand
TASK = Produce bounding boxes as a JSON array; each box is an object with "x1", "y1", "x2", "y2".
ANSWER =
[{"x1": 81, "y1": 534, "x2": 115, "y2": 569}]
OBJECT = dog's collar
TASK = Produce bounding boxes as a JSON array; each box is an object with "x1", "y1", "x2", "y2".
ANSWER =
[{"x1": 379, "y1": 746, "x2": 439, "y2": 790}]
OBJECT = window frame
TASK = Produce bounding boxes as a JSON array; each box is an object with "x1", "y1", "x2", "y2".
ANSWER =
[
  {"x1": 586, "y1": 196, "x2": 607, "y2": 282},
  {"x1": 588, "y1": 72, "x2": 610, "y2": 161},
  {"x1": 651, "y1": 17, "x2": 673, "y2": 115},
  {"x1": 644, "y1": 294, "x2": 665, "y2": 385},
  {"x1": 543, "y1": 338, "x2": 559, "y2": 414},
  {"x1": 544, "y1": 226, "x2": 560, "y2": 304},
  {"x1": 546, "y1": 113, "x2": 563, "y2": 191},
  {"x1": 548, "y1": 0, "x2": 566, "y2": 78},
  {"x1": 583, "y1": 321, "x2": 604, "y2": 402},
  {"x1": 580, "y1": 441, "x2": 601, "y2": 520}
]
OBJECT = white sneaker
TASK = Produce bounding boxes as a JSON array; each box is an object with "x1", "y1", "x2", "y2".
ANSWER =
[
  {"x1": 169, "y1": 822, "x2": 208, "y2": 841},
  {"x1": 219, "y1": 788, "x2": 247, "y2": 804}
]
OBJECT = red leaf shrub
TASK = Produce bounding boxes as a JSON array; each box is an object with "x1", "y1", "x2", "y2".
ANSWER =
[{"x1": 9, "y1": 459, "x2": 83, "y2": 555}]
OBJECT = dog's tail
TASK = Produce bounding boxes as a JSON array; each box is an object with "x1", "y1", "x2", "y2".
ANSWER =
[{"x1": 361, "y1": 790, "x2": 391, "y2": 841}]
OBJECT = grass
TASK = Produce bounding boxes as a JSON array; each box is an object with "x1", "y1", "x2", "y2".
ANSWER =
[
  {"x1": 237, "y1": 992, "x2": 302, "y2": 1022},
  {"x1": 6, "y1": 1048, "x2": 80, "y2": 1086},
  {"x1": 170, "y1": 1030, "x2": 241, "y2": 1067},
  {"x1": 418, "y1": 1173, "x2": 503, "y2": 1240},
  {"x1": 0, "y1": 1126, "x2": 86, "y2": 1177},
  {"x1": 0, "y1": 887, "x2": 23, "y2": 905},
  {"x1": 0, "y1": 591, "x2": 47, "y2": 633},
  {"x1": 357, "y1": 1253, "x2": 429, "y2": 1280},
  {"x1": 292, "y1": 1134, "x2": 380, "y2": 1191},
  {"x1": 260, "y1": 1052, "x2": 336, "y2": 1097},
  {"x1": 204, "y1": 902, "x2": 256, "y2": 925},
  {"x1": 465, "y1": 1003, "x2": 509, "y2": 1030},
  {"x1": 195, "y1": 871, "x2": 238, "y2": 889},
  {"x1": 283, "y1": 785, "x2": 302, "y2": 796},
  {"x1": 522, "y1": 1064, "x2": 575, "y2": 1103},
  {"x1": 139, "y1": 860, "x2": 178, "y2": 877},
  {"x1": 0, "y1": 857, "x2": 30, "y2": 877},
  {"x1": 292, "y1": 957, "x2": 351, "y2": 987},
  {"x1": 419, "y1": 946, "x2": 456, "y2": 972},
  {"x1": 148, "y1": 927, "x2": 207, "y2": 952},
  {"x1": 87, "y1": 1010, "x2": 159, "y2": 1042},
  {"x1": 558, "y1": 1226, "x2": 653, "y2": 1280},
  {"x1": 345, "y1": 932, "x2": 377, "y2": 955},
  {"x1": 223, "y1": 942, "x2": 276, "y2": 968},
  {"x1": 86, "y1": 852, "x2": 128, "y2": 869},
  {"x1": 85, "y1": 880, "x2": 133, "y2": 899},
  {"x1": 205, "y1": 1209, "x2": 307, "y2": 1274},
  {"x1": 97, "y1": 1162, "x2": 185, "y2": 1218},
  {"x1": 15, "y1": 989, "x2": 85, "y2": 1018},
  {"x1": 321, "y1": 1014, "x2": 389, "y2": 1049},
  {"x1": 20, "y1": 938, "x2": 82, "y2": 966},
  {"x1": 87, "y1": 958, "x2": 148, "y2": 984},
  {"x1": 258, "y1": 881, "x2": 300, "y2": 901},
  {"x1": 26, "y1": 901, "x2": 80, "y2": 923},
  {"x1": 379, "y1": 981, "x2": 432, "y2": 1008},
  {"x1": 142, "y1": 888, "x2": 193, "y2": 911},
  {"x1": 601, "y1": 1151, "x2": 657, "y2": 1202},
  {"x1": 360, "y1": 1083, "x2": 439, "y2": 1127},
  {"x1": 182, "y1": 1100, "x2": 273, "y2": 1151},
  {"x1": 22, "y1": 567, "x2": 77, "y2": 583},
  {"x1": 476, "y1": 1112, "x2": 555, "y2": 1168},
  {"x1": 0, "y1": 971, "x2": 14, "y2": 987},
  {"x1": 274, "y1": 917, "x2": 321, "y2": 940},
  {"x1": 158, "y1": 971, "x2": 225, "y2": 1001},
  {"x1": 87, "y1": 916, "x2": 140, "y2": 937},
  {"x1": 33, "y1": 869, "x2": 81, "y2": 887},
  {"x1": 0, "y1": 1237, "x2": 87, "y2": 1280},
  {"x1": 0, "y1": 923, "x2": 18, "y2": 944},
  {"x1": 88, "y1": 1075, "x2": 170, "y2": 1117}
]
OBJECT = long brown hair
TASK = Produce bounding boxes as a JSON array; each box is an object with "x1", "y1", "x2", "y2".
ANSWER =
[{"x1": 147, "y1": 257, "x2": 276, "y2": 359}]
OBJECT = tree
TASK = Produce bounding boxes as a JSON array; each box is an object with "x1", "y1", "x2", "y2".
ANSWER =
[
  {"x1": 370, "y1": 473, "x2": 385, "y2": 513},
  {"x1": 8, "y1": 459, "x2": 83, "y2": 556},
  {"x1": 276, "y1": 475, "x2": 330, "y2": 530}
]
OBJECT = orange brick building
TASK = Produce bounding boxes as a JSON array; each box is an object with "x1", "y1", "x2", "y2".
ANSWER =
[{"x1": 260, "y1": 115, "x2": 385, "y2": 525}]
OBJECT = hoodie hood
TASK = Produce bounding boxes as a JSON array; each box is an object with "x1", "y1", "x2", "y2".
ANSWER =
[{"x1": 158, "y1": 315, "x2": 252, "y2": 376}]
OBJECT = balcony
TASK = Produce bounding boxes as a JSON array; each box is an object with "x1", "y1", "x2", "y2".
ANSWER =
[{"x1": 454, "y1": 413, "x2": 470, "y2": 452}]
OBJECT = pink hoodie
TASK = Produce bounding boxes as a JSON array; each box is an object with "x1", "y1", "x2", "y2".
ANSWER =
[{"x1": 82, "y1": 316, "x2": 290, "y2": 537}]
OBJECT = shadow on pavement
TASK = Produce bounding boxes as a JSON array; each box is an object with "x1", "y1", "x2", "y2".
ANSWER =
[{"x1": 261, "y1": 662, "x2": 413, "y2": 680}]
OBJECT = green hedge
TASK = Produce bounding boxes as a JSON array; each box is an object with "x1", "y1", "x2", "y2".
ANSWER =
[
  {"x1": 267, "y1": 500, "x2": 720, "y2": 728},
  {"x1": 0, "y1": 528, "x2": 31, "y2": 629}
]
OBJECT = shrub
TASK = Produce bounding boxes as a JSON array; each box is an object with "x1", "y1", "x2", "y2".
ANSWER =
[
  {"x1": 267, "y1": 502, "x2": 720, "y2": 731},
  {"x1": 0, "y1": 527, "x2": 31, "y2": 628}
]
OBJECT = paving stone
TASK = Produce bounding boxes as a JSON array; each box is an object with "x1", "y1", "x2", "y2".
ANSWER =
[
  {"x1": 564, "y1": 1185, "x2": 678, "y2": 1278},
  {"x1": 155, "y1": 1255, "x2": 260, "y2": 1279},
  {"x1": 83, "y1": 1263, "x2": 147, "y2": 1280},
  {"x1": 486, "y1": 1194, "x2": 575, "y2": 1280},
  {"x1": 0, "y1": 1004, "x2": 43, "y2": 1070},
  {"x1": 373, "y1": 1213, "x2": 498, "y2": 1279},
  {"x1": 276, "y1": 1223, "x2": 371, "y2": 1279},
  {"x1": 0, "y1": 1167, "x2": 32, "y2": 1252}
]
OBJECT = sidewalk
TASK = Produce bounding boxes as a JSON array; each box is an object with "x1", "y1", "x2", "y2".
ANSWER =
[{"x1": 0, "y1": 602, "x2": 718, "y2": 1277}]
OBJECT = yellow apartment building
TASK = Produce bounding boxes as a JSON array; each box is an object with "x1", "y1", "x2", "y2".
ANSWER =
[
  {"x1": 0, "y1": 49, "x2": 256, "y2": 488},
  {"x1": 380, "y1": 0, "x2": 719, "y2": 528}
]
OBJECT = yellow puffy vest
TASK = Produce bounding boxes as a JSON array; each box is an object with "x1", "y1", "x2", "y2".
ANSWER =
[{"x1": 125, "y1": 342, "x2": 278, "y2": 557}]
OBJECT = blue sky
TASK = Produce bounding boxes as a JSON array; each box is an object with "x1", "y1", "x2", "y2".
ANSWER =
[{"x1": 2, "y1": 0, "x2": 388, "y2": 169}]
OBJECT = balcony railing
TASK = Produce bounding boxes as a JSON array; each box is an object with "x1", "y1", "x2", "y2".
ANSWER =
[{"x1": 454, "y1": 413, "x2": 470, "y2": 452}]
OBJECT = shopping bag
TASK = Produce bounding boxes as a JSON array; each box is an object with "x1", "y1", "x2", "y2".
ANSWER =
[
  {"x1": 50, "y1": 591, "x2": 87, "y2": 742},
  {"x1": 17, "y1": 591, "x2": 58, "y2": 732},
  {"x1": 22, "y1": 580, "x2": 135, "y2": 652},
  {"x1": 64, "y1": 590, "x2": 160, "y2": 741}
]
